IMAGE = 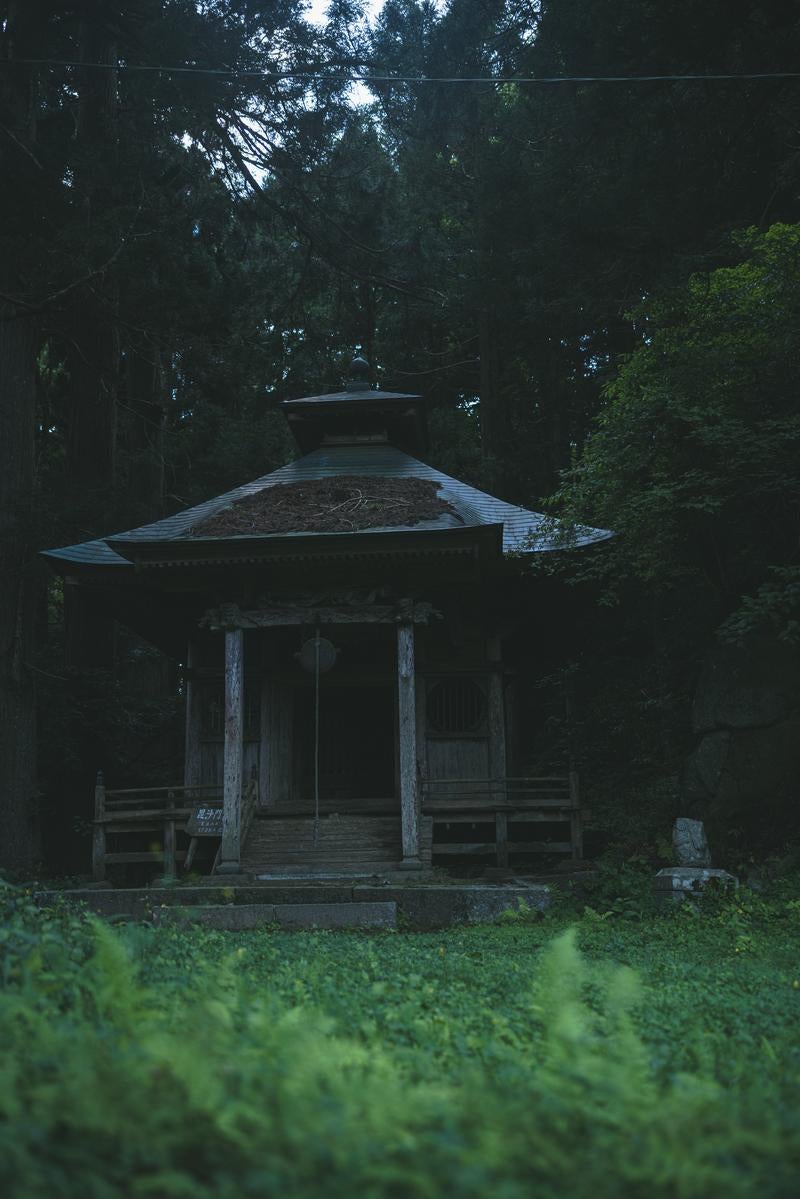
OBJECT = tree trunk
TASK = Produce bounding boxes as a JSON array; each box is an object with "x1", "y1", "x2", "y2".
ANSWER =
[
  {"x1": 64, "y1": 13, "x2": 120, "y2": 666},
  {"x1": 0, "y1": 309, "x2": 40, "y2": 873},
  {"x1": 65, "y1": 12, "x2": 120, "y2": 508},
  {"x1": 0, "y1": 1, "x2": 45, "y2": 873}
]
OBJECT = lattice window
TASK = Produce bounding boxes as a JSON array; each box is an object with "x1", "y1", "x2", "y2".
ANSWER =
[{"x1": 427, "y1": 678, "x2": 487, "y2": 735}]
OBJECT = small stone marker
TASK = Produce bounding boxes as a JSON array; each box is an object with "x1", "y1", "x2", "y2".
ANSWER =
[{"x1": 672, "y1": 817, "x2": 711, "y2": 866}]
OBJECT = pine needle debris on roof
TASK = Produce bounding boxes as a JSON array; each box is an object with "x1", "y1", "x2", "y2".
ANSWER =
[{"x1": 188, "y1": 476, "x2": 458, "y2": 537}]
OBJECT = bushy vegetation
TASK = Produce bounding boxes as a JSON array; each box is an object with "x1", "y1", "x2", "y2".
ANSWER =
[{"x1": 2, "y1": 882, "x2": 799, "y2": 1197}]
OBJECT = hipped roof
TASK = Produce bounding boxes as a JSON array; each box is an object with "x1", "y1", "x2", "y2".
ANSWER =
[{"x1": 42, "y1": 443, "x2": 611, "y2": 571}]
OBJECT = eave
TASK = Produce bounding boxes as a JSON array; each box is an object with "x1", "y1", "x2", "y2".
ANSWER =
[{"x1": 105, "y1": 522, "x2": 503, "y2": 571}]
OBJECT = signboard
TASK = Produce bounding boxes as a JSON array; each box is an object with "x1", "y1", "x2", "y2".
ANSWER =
[{"x1": 185, "y1": 806, "x2": 223, "y2": 837}]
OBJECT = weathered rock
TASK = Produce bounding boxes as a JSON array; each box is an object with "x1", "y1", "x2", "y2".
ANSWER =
[
  {"x1": 692, "y1": 633, "x2": 800, "y2": 735},
  {"x1": 672, "y1": 817, "x2": 711, "y2": 866},
  {"x1": 683, "y1": 731, "x2": 731, "y2": 803},
  {"x1": 654, "y1": 867, "x2": 738, "y2": 903},
  {"x1": 683, "y1": 632, "x2": 800, "y2": 846}
]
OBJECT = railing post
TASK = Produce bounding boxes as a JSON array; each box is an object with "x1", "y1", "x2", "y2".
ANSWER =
[
  {"x1": 163, "y1": 787, "x2": 176, "y2": 882},
  {"x1": 568, "y1": 771, "x2": 583, "y2": 860},
  {"x1": 92, "y1": 769, "x2": 106, "y2": 882},
  {"x1": 495, "y1": 811, "x2": 509, "y2": 868}
]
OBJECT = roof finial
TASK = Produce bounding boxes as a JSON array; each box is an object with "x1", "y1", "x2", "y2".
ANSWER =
[{"x1": 347, "y1": 350, "x2": 371, "y2": 391}]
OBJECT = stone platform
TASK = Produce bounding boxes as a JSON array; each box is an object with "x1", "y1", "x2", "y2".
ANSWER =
[
  {"x1": 654, "y1": 866, "x2": 738, "y2": 903},
  {"x1": 34, "y1": 880, "x2": 551, "y2": 930}
]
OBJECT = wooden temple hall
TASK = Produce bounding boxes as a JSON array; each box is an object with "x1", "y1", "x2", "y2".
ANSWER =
[{"x1": 43, "y1": 355, "x2": 610, "y2": 879}]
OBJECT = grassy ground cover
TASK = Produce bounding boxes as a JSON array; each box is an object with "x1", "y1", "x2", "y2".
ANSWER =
[{"x1": 1, "y1": 880, "x2": 799, "y2": 1197}]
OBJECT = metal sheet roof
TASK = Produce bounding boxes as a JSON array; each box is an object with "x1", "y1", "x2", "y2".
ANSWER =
[{"x1": 42, "y1": 444, "x2": 611, "y2": 569}]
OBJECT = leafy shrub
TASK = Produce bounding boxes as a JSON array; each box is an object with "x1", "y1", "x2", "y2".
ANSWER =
[{"x1": 1, "y1": 888, "x2": 799, "y2": 1197}]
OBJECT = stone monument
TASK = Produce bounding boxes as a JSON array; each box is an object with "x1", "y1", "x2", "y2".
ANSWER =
[{"x1": 654, "y1": 816, "x2": 738, "y2": 903}]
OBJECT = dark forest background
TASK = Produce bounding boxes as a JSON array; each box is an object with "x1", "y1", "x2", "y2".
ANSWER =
[{"x1": 2, "y1": 0, "x2": 799, "y2": 876}]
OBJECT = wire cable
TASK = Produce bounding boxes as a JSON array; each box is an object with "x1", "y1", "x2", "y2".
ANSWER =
[{"x1": 5, "y1": 59, "x2": 800, "y2": 84}]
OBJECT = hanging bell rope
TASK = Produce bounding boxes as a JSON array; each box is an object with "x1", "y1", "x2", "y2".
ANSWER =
[{"x1": 296, "y1": 631, "x2": 338, "y2": 852}]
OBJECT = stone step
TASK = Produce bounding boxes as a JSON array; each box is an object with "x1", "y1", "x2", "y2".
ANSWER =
[
  {"x1": 253, "y1": 863, "x2": 402, "y2": 877},
  {"x1": 36, "y1": 882, "x2": 550, "y2": 928},
  {"x1": 153, "y1": 900, "x2": 397, "y2": 931}
]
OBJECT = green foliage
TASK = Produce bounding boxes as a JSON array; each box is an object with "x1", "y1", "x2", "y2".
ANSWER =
[
  {"x1": 2, "y1": 885, "x2": 800, "y2": 1196},
  {"x1": 552, "y1": 224, "x2": 800, "y2": 629}
]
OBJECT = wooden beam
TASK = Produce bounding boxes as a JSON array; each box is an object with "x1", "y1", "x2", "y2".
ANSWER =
[
  {"x1": 397, "y1": 622, "x2": 421, "y2": 869},
  {"x1": 104, "y1": 851, "x2": 188, "y2": 864},
  {"x1": 217, "y1": 627, "x2": 244, "y2": 873},
  {"x1": 434, "y1": 841, "x2": 573, "y2": 855},
  {"x1": 200, "y1": 600, "x2": 438, "y2": 630}
]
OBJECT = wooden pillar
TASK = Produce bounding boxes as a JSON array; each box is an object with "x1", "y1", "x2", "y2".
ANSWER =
[
  {"x1": 92, "y1": 769, "x2": 106, "y2": 882},
  {"x1": 184, "y1": 639, "x2": 203, "y2": 791},
  {"x1": 487, "y1": 636, "x2": 508, "y2": 867},
  {"x1": 397, "y1": 622, "x2": 421, "y2": 869},
  {"x1": 217, "y1": 627, "x2": 244, "y2": 873}
]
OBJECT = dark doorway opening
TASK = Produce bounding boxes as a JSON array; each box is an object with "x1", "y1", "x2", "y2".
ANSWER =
[{"x1": 293, "y1": 686, "x2": 395, "y2": 805}]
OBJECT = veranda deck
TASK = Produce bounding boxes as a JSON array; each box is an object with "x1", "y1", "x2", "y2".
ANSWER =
[{"x1": 90, "y1": 773, "x2": 583, "y2": 880}]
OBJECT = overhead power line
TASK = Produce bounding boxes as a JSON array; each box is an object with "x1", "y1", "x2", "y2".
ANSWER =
[{"x1": 5, "y1": 59, "x2": 800, "y2": 85}]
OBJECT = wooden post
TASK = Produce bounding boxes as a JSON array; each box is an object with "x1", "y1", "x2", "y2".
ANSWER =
[
  {"x1": 217, "y1": 627, "x2": 244, "y2": 873},
  {"x1": 163, "y1": 787, "x2": 176, "y2": 882},
  {"x1": 569, "y1": 770, "x2": 583, "y2": 860},
  {"x1": 495, "y1": 812, "x2": 509, "y2": 869},
  {"x1": 92, "y1": 769, "x2": 106, "y2": 882},
  {"x1": 397, "y1": 622, "x2": 421, "y2": 869},
  {"x1": 487, "y1": 636, "x2": 508, "y2": 866}
]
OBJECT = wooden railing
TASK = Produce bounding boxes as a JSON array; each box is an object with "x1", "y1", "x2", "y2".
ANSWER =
[
  {"x1": 92, "y1": 772, "x2": 262, "y2": 882},
  {"x1": 239, "y1": 770, "x2": 259, "y2": 860},
  {"x1": 422, "y1": 774, "x2": 582, "y2": 866}
]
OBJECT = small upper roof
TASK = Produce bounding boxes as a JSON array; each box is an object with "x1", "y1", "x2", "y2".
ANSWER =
[
  {"x1": 42, "y1": 442, "x2": 611, "y2": 571},
  {"x1": 281, "y1": 354, "x2": 427, "y2": 455}
]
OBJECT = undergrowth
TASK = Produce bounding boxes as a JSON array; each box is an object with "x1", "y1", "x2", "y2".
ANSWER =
[{"x1": 1, "y1": 881, "x2": 799, "y2": 1197}]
